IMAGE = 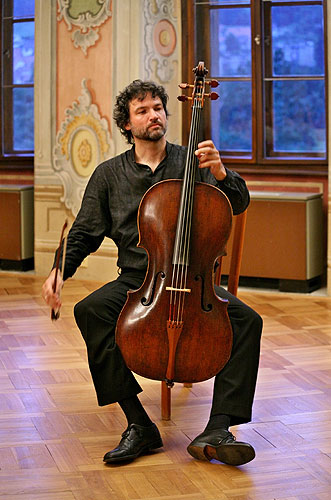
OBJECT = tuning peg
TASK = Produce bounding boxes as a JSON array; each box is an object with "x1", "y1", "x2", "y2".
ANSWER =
[
  {"x1": 205, "y1": 92, "x2": 219, "y2": 100},
  {"x1": 178, "y1": 83, "x2": 194, "y2": 89},
  {"x1": 206, "y1": 79, "x2": 219, "y2": 88},
  {"x1": 177, "y1": 95, "x2": 192, "y2": 102}
]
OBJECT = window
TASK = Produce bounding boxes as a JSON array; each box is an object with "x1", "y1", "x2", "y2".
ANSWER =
[
  {"x1": 182, "y1": 0, "x2": 327, "y2": 172},
  {"x1": 1, "y1": 0, "x2": 34, "y2": 168}
]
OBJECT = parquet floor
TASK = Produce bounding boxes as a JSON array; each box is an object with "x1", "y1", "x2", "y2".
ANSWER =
[{"x1": 0, "y1": 272, "x2": 330, "y2": 499}]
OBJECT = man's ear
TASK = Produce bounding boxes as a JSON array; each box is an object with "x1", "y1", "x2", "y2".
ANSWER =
[{"x1": 124, "y1": 122, "x2": 131, "y2": 131}]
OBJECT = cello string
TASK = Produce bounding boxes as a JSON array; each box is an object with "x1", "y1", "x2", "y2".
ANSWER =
[
  {"x1": 178, "y1": 101, "x2": 202, "y2": 323},
  {"x1": 169, "y1": 80, "x2": 203, "y2": 324},
  {"x1": 171, "y1": 102, "x2": 197, "y2": 321},
  {"x1": 177, "y1": 99, "x2": 202, "y2": 323},
  {"x1": 175, "y1": 103, "x2": 197, "y2": 322},
  {"x1": 180, "y1": 96, "x2": 202, "y2": 321}
]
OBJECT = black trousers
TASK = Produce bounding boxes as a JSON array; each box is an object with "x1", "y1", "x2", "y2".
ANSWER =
[{"x1": 74, "y1": 269, "x2": 263, "y2": 426}]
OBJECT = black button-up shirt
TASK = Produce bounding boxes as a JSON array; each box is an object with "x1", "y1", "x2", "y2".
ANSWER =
[{"x1": 58, "y1": 142, "x2": 250, "y2": 280}]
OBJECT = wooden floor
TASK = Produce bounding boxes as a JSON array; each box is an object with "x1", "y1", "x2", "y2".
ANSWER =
[{"x1": 0, "y1": 272, "x2": 330, "y2": 500}]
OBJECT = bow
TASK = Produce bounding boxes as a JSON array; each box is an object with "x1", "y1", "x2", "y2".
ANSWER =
[{"x1": 51, "y1": 219, "x2": 68, "y2": 321}]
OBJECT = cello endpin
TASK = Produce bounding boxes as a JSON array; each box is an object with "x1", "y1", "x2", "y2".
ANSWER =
[{"x1": 165, "y1": 379, "x2": 174, "y2": 388}]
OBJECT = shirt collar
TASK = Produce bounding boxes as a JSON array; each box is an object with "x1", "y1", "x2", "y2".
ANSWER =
[{"x1": 129, "y1": 141, "x2": 171, "y2": 168}]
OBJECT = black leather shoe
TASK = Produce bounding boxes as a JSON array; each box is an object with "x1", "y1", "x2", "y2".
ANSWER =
[
  {"x1": 187, "y1": 428, "x2": 255, "y2": 466},
  {"x1": 103, "y1": 423, "x2": 163, "y2": 463}
]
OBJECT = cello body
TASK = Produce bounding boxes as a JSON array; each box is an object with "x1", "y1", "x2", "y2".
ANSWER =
[{"x1": 116, "y1": 179, "x2": 233, "y2": 384}]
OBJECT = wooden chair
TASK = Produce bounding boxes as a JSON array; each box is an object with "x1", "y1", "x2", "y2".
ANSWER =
[{"x1": 161, "y1": 209, "x2": 248, "y2": 420}]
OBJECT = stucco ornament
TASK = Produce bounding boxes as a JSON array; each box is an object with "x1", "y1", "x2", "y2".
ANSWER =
[
  {"x1": 143, "y1": 0, "x2": 178, "y2": 83},
  {"x1": 53, "y1": 79, "x2": 113, "y2": 216},
  {"x1": 57, "y1": 0, "x2": 112, "y2": 55}
]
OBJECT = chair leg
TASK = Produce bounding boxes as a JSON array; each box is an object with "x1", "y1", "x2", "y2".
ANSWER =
[{"x1": 161, "y1": 380, "x2": 171, "y2": 420}]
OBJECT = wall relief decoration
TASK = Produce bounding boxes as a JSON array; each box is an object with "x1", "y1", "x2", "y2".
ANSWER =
[
  {"x1": 143, "y1": 0, "x2": 178, "y2": 83},
  {"x1": 57, "y1": 0, "x2": 112, "y2": 55},
  {"x1": 54, "y1": 79, "x2": 113, "y2": 216}
]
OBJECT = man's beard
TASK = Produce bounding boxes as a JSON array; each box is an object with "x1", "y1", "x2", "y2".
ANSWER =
[{"x1": 131, "y1": 122, "x2": 167, "y2": 142}]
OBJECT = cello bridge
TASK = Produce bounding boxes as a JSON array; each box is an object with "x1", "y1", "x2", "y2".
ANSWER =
[{"x1": 166, "y1": 286, "x2": 191, "y2": 293}]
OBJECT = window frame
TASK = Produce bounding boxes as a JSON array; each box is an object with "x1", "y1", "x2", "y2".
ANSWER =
[
  {"x1": 181, "y1": 0, "x2": 328, "y2": 176},
  {"x1": 0, "y1": 0, "x2": 34, "y2": 170}
]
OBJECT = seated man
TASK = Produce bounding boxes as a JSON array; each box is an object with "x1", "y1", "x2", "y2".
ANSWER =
[{"x1": 42, "y1": 79, "x2": 263, "y2": 466}]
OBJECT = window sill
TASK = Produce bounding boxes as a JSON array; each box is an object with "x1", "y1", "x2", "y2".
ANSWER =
[{"x1": 225, "y1": 163, "x2": 328, "y2": 177}]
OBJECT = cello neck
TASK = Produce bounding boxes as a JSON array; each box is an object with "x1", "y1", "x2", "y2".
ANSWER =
[{"x1": 172, "y1": 63, "x2": 207, "y2": 266}]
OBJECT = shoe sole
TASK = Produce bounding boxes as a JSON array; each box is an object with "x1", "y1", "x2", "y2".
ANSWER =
[
  {"x1": 187, "y1": 442, "x2": 255, "y2": 466},
  {"x1": 215, "y1": 442, "x2": 255, "y2": 466},
  {"x1": 104, "y1": 438, "x2": 163, "y2": 464}
]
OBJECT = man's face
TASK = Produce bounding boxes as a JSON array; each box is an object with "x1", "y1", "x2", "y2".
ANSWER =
[{"x1": 125, "y1": 93, "x2": 167, "y2": 142}]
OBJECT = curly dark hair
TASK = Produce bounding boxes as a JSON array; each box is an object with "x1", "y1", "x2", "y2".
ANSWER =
[{"x1": 113, "y1": 80, "x2": 169, "y2": 144}]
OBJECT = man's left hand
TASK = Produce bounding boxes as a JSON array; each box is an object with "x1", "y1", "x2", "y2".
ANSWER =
[{"x1": 195, "y1": 140, "x2": 226, "y2": 181}]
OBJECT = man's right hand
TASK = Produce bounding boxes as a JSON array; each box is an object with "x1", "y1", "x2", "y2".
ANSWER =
[{"x1": 42, "y1": 268, "x2": 64, "y2": 312}]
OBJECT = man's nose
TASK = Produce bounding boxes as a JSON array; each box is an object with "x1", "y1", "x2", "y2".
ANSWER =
[{"x1": 149, "y1": 109, "x2": 159, "y2": 120}]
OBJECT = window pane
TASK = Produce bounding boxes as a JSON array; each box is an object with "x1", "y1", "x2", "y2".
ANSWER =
[
  {"x1": 272, "y1": 5, "x2": 324, "y2": 77},
  {"x1": 211, "y1": 81, "x2": 252, "y2": 153},
  {"x1": 13, "y1": 0, "x2": 34, "y2": 18},
  {"x1": 210, "y1": 7, "x2": 251, "y2": 77},
  {"x1": 13, "y1": 21, "x2": 34, "y2": 84},
  {"x1": 13, "y1": 87, "x2": 34, "y2": 151},
  {"x1": 270, "y1": 80, "x2": 326, "y2": 154}
]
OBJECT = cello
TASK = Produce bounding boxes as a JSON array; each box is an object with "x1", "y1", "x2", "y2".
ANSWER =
[{"x1": 116, "y1": 62, "x2": 233, "y2": 387}]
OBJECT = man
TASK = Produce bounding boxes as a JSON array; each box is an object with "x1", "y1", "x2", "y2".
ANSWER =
[{"x1": 42, "y1": 80, "x2": 262, "y2": 466}]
